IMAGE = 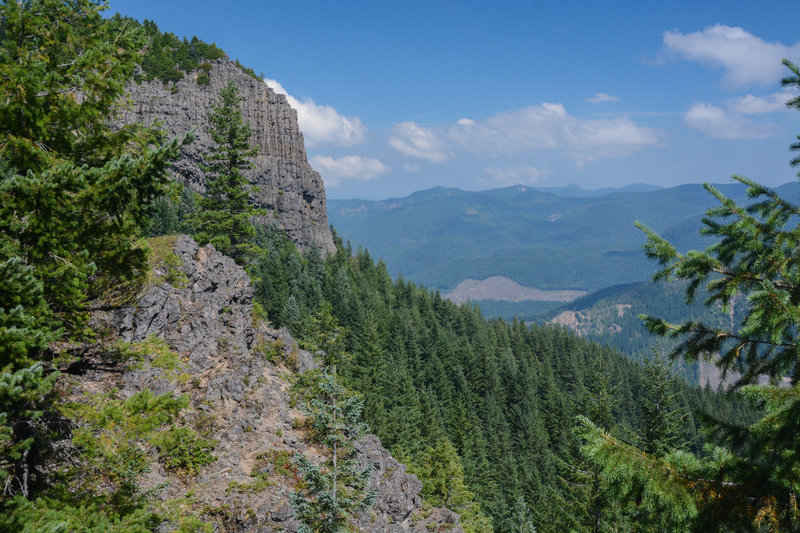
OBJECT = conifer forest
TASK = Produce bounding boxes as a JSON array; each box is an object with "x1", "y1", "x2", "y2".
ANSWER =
[{"x1": 2, "y1": 1, "x2": 800, "y2": 531}]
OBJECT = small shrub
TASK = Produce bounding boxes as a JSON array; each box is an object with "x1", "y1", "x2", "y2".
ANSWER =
[
  {"x1": 152, "y1": 427, "x2": 217, "y2": 475},
  {"x1": 226, "y1": 474, "x2": 273, "y2": 495},
  {"x1": 196, "y1": 72, "x2": 210, "y2": 86},
  {"x1": 253, "y1": 336, "x2": 284, "y2": 363}
]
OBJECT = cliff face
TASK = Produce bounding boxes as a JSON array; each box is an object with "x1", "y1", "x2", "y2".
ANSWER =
[
  {"x1": 87, "y1": 235, "x2": 462, "y2": 531},
  {"x1": 116, "y1": 59, "x2": 335, "y2": 254}
]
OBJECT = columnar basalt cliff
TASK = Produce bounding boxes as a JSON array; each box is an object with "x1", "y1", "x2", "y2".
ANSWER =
[{"x1": 116, "y1": 58, "x2": 336, "y2": 254}]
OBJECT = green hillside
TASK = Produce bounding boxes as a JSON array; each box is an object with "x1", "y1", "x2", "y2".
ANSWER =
[{"x1": 329, "y1": 182, "x2": 800, "y2": 291}]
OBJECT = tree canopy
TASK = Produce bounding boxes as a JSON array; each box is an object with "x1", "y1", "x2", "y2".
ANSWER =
[{"x1": 576, "y1": 58, "x2": 800, "y2": 532}]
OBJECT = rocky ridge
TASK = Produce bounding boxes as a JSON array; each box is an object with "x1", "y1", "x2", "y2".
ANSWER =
[
  {"x1": 87, "y1": 235, "x2": 462, "y2": 532},
  {"x1": 116, "y1": 59, "x2": 335, "y2": 254}
]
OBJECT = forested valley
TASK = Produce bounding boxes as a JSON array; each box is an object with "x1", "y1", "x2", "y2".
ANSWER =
[{"x1": 2, "y1": 2, "x2": 800, "y2": 532}]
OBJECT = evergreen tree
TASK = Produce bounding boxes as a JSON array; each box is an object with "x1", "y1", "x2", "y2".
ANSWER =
[
  {"x1": 639, "y1": 352, "x2": 688, "y2": 457},
  {"x1": 0, "y1": 0, "x2": 186, "y2": 500},
  {"x1": 577, "y1": 59, "x2": 800, "y2": 532},
  {"x1": 412, "y1": 438, "x2": 493, "y2": 533},
  {"x1": 0, "y1": 0, "x2": 188, "y2": 335},
  {"x1": 291, "y1": 372, "x2": 375, "y2": 532},
  {"x1": 192, "y1": 80, "x2": 260, "y2": 264},
  {"x1": 0, "y1": 0, "x2": 191, "y2": 526}
]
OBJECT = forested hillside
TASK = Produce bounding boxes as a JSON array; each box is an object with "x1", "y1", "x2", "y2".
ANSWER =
[
  {"x1": 2, "y1": 2, "x2": 794, "y2": 532},
  {"x1": 248, "y1": 226, "x2": 756, "y2": 531},
  {"x1": 328, "y1": 182, "x2": 800, "y2": 292}
]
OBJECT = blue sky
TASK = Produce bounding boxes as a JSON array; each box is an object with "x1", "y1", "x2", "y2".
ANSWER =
[{"x1": 110, "y1": 1, "x2": 800, "y2": 199}]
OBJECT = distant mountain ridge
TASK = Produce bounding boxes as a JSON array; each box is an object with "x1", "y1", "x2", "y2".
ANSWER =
[
  {"x1": 328, "y1": 181, "x2": 800, "y2": 293},
  {"x1": 531, "y1": 182, "x2": 663, "y2": 197}
]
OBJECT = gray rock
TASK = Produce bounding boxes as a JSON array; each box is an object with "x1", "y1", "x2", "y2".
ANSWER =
[
  {"x1": 88, "y1": 236, "x2": 462, "y2": 532},
  {"x1": 114, "y1": 58, "x2": 335, "y2": 255}
]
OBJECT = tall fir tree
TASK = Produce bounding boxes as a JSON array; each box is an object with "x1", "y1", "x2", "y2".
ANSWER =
[
  {"x1": 192, "y1": 80, "x2": 260, "y2": 264},
  {"x1": 577, "y1": 59, "x2": 800, "y2": 532}
]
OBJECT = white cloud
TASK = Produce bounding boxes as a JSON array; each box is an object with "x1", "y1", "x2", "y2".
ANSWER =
[
  {"x1": 446, "y1": 102, "x2": 659, "y2": 159},
  {"x1": 662, "y1": 25, "x2": 800, "y2": 87},
  {"x1": 264, "y1": 78, "x2": 366, "y2": 147},
  {"x1": 728, "y1": 89, "x2": 797, "y2": 114},
  {"x1": 310, "y1": 155, "x2": 389, "y2": 187},
  {"x1": 389, "y1": 122, "x2": 451, "y2": 162},
  {"x1": 585, "y1": 92, "x2": 620, "y2": 104},
  {"x1": 484, "y1": 166, "x2": 550, "y2": 186},
  {"x1": 683, "y1": 102, "x2": 772, "y2": 139}
]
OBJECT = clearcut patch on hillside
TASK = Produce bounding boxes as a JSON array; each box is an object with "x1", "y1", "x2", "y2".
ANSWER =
[{"x1": 444, "y1": 276, "x2": 587, "y2": 304}]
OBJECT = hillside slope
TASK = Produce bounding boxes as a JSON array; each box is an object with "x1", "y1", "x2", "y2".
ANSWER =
[
  {"x1": 84, "y1": 235, "x2": 462, "y2": 531},
  {"x1": 328, "y1": 182, "x2": 800, "y2": 292}
]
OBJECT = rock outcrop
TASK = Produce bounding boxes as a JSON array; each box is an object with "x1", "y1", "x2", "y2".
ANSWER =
[
  {"x1": 116, "y1": 59, "x2": 335, "y2": 254},
  {"x1": 88, "y1": 235, "x2": 462, "y2": 532}
]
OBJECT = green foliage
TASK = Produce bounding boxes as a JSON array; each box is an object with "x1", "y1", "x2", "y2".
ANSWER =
[
  {"x1": 144, "y1": 236, "x2": 191, "y2": 289},
  {"x1": 135, "y1": 19, "x2": 225, "y2": 85},
  {"x1": 253, "y1": 228, "x2": 753, "y2": 531},
  {"x1": 291, "y1": 370, "x2": 375, "y2": 532},
  {"x1": 639, "y1": 353, "x2": 689, "y2": 457},
  {"x1": 0, "y1": 256, "x2": 59, "y2": 368},
  {"x1": 574, "y1": 416, "x2": 699, "y2": 532},
  {"x1": 410, "y1": 438, "x2": 493, "y2": 532},
  {"x1": 0, "y1": 364, "x2": 58, "y2": 489},
  {"x1": 151, "y1": 427, "x2": 216, "y2": 475},
  {"x1": 192, "y1": 81, "x2": 262, "y2": 264},
  {"x1": 234, "y1": 58, "x2": 260, "y2": 80},
  {"x1": 0, "y1": 2, "x2": 203, "y2": 527},
  {"x1": 573, "y1": 59, "x2": 800, "y2": 533},
  {"x1": 142, "y1": 184, "x2": 201, "y2": 238},
  {"x1": 635, "y1": 177, "x2": 800, "y2": 385},
  {"x1": 0, "y1": 0, "x2": 190, "y2": 337}
]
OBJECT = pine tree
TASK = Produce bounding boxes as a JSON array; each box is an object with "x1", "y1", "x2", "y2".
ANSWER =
[
  {"x1": 0, "y1": 0, "x2": 189, "y2": 526},
  {"x1": 413, "y1": 438, "x2": 493, "y2": 533},
  {"x1": 192, "y1": 80, "x2": 261, "y2": 264}
]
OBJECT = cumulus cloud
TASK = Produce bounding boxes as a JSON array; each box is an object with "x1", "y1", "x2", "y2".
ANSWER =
[
  {"x1": 683, "y1": 102, "x2": 772, "y2": 139},
  {"x1": 446, "y1": 103, "x2": 659, "y2": 159},
  {"x1": 585, "y1": 92, "x2": 620, "y2": 104},
  {"x1": 728, "y1": 89, "x2": 797, "y2": 114},
  {"x1": 483, "y1": 166, "x2": 550, "y2": 186},
  {"x1": 310, "y1": 155, "x2": 389, "y2": 187},
  {"x1": 264, "y1": 78, "x2": 366, "y2": 147},
  {"x1": 389, "y1": 122, "x2": 451, "y2": 162},
  {"x1": 662, "y1": 25, "x2": 800, "y2": 87}
]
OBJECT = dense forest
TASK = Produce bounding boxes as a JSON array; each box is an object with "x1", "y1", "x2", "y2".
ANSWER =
[{"x1": 2, "y1": 1, "x2": 799, "y2": 532}]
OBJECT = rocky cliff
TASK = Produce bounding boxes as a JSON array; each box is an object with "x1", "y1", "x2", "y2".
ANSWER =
[
  {"x1": 87, "y1": 235, "x2": 461, "y2": 531},
  {"x1": 116, "y1": 59, "x2": 335, "y2": 254}
]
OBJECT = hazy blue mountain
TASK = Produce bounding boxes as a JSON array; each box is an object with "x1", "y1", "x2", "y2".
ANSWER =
[
  {"x1": 532, "y1": 182, "x2": 663, "y2": 197},
  {"x1": 328, "y1": 181, "x2": 800, "y2": 293}
]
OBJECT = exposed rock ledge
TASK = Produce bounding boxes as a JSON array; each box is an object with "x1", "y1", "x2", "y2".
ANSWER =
[{"x1": 86, "y1": 235, "x2": 461, "y2": 532}]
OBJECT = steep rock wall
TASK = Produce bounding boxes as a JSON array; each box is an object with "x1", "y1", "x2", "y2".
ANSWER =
[
  {"x1": 116, "y1": 59, "x2": 335, "y2": 254},
  {"x1": 88, "y1": 235, "x2": 462, "y2": 531}
]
